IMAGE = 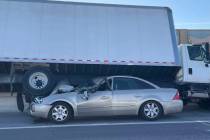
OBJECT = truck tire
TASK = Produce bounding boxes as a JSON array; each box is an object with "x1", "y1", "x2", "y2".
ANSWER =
[
  {"x1": 182, "y1": 99, "x2": 188, "y2": 106},
  {"x1": 198, "y1": 100, "x2": 210, "y2": 110},
  {"x1": 22, "y1": 67, "x2": 56, "y2": 97}
]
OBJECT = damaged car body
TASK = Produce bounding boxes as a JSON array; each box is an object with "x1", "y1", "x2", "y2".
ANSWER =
[{"x1": 30, "y1": 76, "x2": 183, "y2": 123}]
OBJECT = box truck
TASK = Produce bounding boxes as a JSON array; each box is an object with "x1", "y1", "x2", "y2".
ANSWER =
[{"x1": 0, "y1": 0, "x2": 209, "y2": 109}]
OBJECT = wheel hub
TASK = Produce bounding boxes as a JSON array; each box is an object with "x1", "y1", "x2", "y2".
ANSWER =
[
  {"x1": 35, "y1": 79, "x2": 44, "y2": 88},
  {"x1": 52, "y1": 105, "x2": 68, "y2": 122},
  {"x1": 143, "y1": 103, "x2": 159, "y2": 118},
  {"x1": 29, "y1": 72, "x2": 48, "y2": 90}
]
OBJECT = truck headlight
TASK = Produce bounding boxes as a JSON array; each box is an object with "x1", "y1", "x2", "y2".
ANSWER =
[{"x1": 34, "y1": 97, "x2": 43, "y2": 104}]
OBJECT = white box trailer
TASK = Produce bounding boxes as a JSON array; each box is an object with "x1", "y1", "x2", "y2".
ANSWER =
[
  {"x1": 0, "y1": 0, "x2": 179, "y2": 66},
  {"x1": 1, "y1": 0, "x2": 210, "y2": 109},
  {"x1": 0, "y1": 0, "x2": 180, "y2": 96}
]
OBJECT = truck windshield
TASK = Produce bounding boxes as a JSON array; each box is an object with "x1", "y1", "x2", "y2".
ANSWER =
[{"x1": 187, "y1": 45, "x2": 203, "y2": 61}]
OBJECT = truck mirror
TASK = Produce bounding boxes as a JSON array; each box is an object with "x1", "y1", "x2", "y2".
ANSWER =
[{"x1": 205, "y1": 43, "x2": 210, "y2": 61}]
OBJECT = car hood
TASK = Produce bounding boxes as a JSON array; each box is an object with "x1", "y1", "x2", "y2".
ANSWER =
[
  {"x1": 47, "y1": 79, "x2": 77, "y2": 95},
  {"x1": 42, "y1": 91, "x2": 78, "y2": 105}
]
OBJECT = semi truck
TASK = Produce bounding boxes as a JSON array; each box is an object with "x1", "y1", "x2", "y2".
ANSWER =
[{"x1": 0, "y1": 0, "x2": 209, "y2": 110}]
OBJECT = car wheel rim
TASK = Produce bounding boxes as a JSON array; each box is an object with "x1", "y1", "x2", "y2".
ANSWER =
[
  {"x1": 52, "y1": 105, "x2": 69, "y2": 122},
  {"x1": 143, "y1": 102, "x2": 159, "y2": 119},
  {"x1": 29, "y1": 72, "x2": 48, "y2": 90}
]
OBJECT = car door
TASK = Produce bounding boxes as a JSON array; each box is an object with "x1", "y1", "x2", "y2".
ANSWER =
[
  {"x1": 112, "y1": 77, "x2": 156, "y2": 116},
  {"x1": 77, "y1": 79, "x2": 112, "y2": 117}
]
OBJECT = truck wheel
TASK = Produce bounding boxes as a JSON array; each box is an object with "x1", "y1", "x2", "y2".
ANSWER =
[
  {"x1": 182, "y1": 99, "x2": 188, "y2": 106},
  {"x1": 22, "y1": 67, "x2": 56, "y2": 97},
  {"x1": 198, "y1": 100, "x2": 210, "y2": 110}
]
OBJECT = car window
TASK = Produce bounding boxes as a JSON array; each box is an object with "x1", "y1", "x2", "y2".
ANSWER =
[
  {"x1": 131, "y1": 78, "x2": 155, "y2": 89},
  {"x1": 114, "y1": 77, "x2": 155, "y2": 90},
  {"x1": 114, "y1": 78, "x2": 130, "y2": 90}
]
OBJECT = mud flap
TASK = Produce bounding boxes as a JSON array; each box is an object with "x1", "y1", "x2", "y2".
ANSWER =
[{"x1": 16, "y1": 92, "x2": 24, "y2": 112}]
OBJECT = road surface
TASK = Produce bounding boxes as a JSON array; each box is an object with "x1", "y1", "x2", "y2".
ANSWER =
[
  {"x1": 0, "y1": 120, "x2": 210, "y2": 140},
  {"x1": 0, "y1": 104, "x2": 209, "y2": 140}
]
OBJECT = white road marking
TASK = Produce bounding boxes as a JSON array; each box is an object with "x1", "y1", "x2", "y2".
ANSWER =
[{"x1": 0, "y1": 120, "x2": 209, "y2": 130}]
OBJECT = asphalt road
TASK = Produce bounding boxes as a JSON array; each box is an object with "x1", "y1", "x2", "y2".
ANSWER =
[
  {"x1": 0, "y1": 104, "x2": 209, "y2": 140},
  {"x1": 0, "y1": 121, "x2": 210, "y2": 140}
]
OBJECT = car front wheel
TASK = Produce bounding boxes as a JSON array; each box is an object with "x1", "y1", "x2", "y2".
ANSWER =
[
  {"x1": 49, "y1": 102, "x2": 73, "y2": 123},
  {"x1": 139, "y1": 101, "x2": 163, "y2": 121}
]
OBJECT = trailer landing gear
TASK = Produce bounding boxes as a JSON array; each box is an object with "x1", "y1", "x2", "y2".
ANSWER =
[{"x1": 16, "y1": 92, "x2": 24, "y2": 112}]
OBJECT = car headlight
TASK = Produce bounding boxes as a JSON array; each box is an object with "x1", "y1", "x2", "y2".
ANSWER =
[{"x1": 34, "y1": 97, "x2": 43, "y2": 104}]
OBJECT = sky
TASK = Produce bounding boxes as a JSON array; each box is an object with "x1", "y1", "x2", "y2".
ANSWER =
[{"x1": 53, "y1": 0, "x2": 210, "y2": 29}]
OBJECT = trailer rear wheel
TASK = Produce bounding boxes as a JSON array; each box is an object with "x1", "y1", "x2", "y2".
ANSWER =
[
  {"x1": 23, "y1": 67, "x2": 56, "y2": 97},
  {"x1": 198, "y1": 100, "x2": 210, "y2": 110}
]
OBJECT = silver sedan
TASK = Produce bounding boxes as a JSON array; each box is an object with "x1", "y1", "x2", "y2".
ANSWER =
[{"x1": 30, "y1": 76, "x2": 183, "y2": 123}]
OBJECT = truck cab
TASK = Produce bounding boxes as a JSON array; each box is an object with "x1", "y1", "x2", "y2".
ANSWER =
[
  {"x1": 177, "y1": 43, "x2": 210, "y2": 84},
  {"x1": 176, "y1": 43, "x2": 210, "y2": 102}
]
